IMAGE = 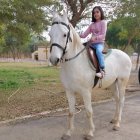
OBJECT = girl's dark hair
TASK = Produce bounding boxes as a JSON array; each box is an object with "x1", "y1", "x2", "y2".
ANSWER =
[{"x1": 92, "y1": 6, "x2": 105, "y2": 22}]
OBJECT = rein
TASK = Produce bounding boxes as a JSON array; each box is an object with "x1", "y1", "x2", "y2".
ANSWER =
[
  {"x1": 50, "y1": 21, "x2": 87, "y2": 63},
  {"x1": 65, "y1": 46, "x2": 87, "y2": 62}
]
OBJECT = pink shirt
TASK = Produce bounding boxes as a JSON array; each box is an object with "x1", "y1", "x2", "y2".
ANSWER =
[{"x1": 80, "y1": 20, "x2": 107, "y2": 43}]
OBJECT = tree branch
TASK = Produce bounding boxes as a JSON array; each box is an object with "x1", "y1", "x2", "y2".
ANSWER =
[{"x1": 65, "y1": 0, "x2": 94, "y2": 27}]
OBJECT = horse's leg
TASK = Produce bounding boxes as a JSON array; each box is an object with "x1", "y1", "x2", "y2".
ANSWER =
[
  {"x1": 112, "y1": 78, "x2": 128, "y2": 131},
  {"x1": 61, "y1": 91, "x2": 75, "y2": 140},
  {"x1": 110, "y1": 81, "x2": 119, "y2": 124},
  {"x1": 82, "y1": 90, "x2": 95, "y2": 140}
]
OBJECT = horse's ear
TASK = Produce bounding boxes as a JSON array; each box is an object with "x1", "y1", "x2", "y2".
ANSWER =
[
  {"x1": 52, "y1": 10, "x2": 59, "y2": 19},
  {"x1": 63, "y1": 10, "x2": 68, "y2": 22},
  {"x1": 53, "y1": 11, "x2": 58, "y2": 18}
]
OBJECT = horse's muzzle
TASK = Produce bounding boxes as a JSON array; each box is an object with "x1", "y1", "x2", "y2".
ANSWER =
[{"x1": 49, "y1": 57, "x2": 60, "y2": 66}]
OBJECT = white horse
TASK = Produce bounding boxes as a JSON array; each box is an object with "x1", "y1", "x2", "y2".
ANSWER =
[{"x1": 49, "y1": 11, "x2": 132, "y2": 140}]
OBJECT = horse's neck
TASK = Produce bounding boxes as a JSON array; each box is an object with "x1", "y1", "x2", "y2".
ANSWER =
[
  {"x1": 62, "y1": 37, "x2": 91, "y2": 70},
  {"x1": 65, "y1": 44, "x2": 85, "y2": 59},
  {"x1": 64, "y1": 27, "x2": 86, "y2": 61},
  {"x1": 61, "y1": 25, "x2": 90, "y2": 69},
  {"x1": 60, "y1": 28, "x2": 96, "y2": 86}
]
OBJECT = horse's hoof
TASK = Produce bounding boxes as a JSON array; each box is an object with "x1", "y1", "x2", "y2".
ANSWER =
[
  {"x1": 61, "y1": 134, "x2": 71, "y2": 140},
  {"x1": 110, "y1": 119, "x2": 117, "y2": 124},
  {"x1": 83, "y1": 134, "x2": 94, "y2": 140},
  {"x1": 113, "y1": 126, "x2": 120, "y2": 131}
]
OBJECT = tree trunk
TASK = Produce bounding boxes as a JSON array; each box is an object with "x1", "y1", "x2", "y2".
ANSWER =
[
  {"x1": 65, "y1": 0, "x2": 93, "y2": 27},
  {"x1": 122, "y1": 32, "x2": 137, "y2": 51},
  {"x1": 122, "y1": 37, "x2": 133, "y2": 51},
  {"x1": 135, "y1": 52, "x2": 140, "y2": 71},
  {"x1": 138, "y1": 66, "x2": 140, "y2": 84},
  {"x1": 10, "y1": 46, "x2": 16, "y2": 61},
  {"x1": 17, "y1": 49, "x2": 21, "y2": 59}
]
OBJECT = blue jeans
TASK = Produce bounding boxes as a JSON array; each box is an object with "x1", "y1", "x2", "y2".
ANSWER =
[{"x1": 91, "y1": 43, "x2": 105, "y2": 69}]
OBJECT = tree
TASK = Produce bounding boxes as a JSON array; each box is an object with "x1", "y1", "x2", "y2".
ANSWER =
[
  {"x1": 106, "y1": 16, "x2": 140, "y2": 49},
  {"x1": 0, "y1": 0, "x2": 54, "y2": 59},
  {"x1": 113, "y1": 0, "x2": 140, "y2": 51},
  {"x1": 3, "y1": 23, "x2": 30, "y2": 59},
  {"x1": 106, "y1": 21, "x2": 127, "y2": 49},
  {"x1": 131, "y1": 36, "x2": 140, "y2": 70},
  {"x1": 112, "y1": 0, "x2": 140, "y2": 70},
  {"x1": 64, "y1": 0, "x2": 93, "y2": 27},
  {"x1": 62, "y1": 0, "x2": 119, "y2": 27},
  {"x1": 0, "y1": 0, "x2": 54, "y2": 32},
  {"x1": 28, "y1": 35, "x2": 48, "y2": 54},
  {"x1": 138, "y1": 67, "x2": 140, "y2": 84}
]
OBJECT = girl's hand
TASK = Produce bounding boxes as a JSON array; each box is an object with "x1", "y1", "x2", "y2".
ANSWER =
[{"x1": 90, "y1": 36, "x2": 97, "y2": 42}]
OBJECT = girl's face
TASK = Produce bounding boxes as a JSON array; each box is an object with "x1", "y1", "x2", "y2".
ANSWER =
[{"x1": 93, "y1": 8, "x2": 101, "y2": 21}]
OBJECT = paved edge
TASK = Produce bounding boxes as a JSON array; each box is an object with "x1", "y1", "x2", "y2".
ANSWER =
[{"x1": 0, "y1": 92, "x2": 139, "y2": 127}]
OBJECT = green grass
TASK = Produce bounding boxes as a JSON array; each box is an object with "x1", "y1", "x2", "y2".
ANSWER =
[
  {"x1": 0, "y1": 62, "x2": 60, "y2": 90},
  {"x1": 0, "y1": 62, "x2": 135, "y2": 121},
  {"x1": 0, "y1": 62, "x2": 64, "y2": 121}
]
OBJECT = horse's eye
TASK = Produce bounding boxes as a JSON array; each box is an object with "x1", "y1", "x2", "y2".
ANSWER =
[{"x1": 64, "y1": 34, "x2": 67, "y2": 37}]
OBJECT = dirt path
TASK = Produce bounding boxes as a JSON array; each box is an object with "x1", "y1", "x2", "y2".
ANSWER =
[{"x1": 0, "y1": 92, "x2": 139, "y2": 140}]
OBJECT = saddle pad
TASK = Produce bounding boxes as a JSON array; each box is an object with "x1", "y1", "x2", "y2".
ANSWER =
[{"x1": 104, "y1": 49, "x2": 112, "y2": 59}]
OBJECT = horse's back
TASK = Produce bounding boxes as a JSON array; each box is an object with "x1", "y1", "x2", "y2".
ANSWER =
[
  {"x1": 110, "y1": 49, "x2": 132, "y2": 67},
  {"x1": 106, "y1": 49, "x2": 132, "y2": 78}
]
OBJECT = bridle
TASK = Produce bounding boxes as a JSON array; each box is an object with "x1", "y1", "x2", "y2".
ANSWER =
[
  {"x1": 50, "y1": 21, "x2": 87, "y2": 62},
  {"x1": 50, "y1": 22, "x2": 72, "y2": 60}
]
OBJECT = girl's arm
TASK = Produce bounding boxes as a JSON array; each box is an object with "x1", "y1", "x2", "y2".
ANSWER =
[
  {"x1": 80, "y1": 24, "x2": 92, "y2": 38},
  {"x1": 96, "y1": 20, "x2": 107, "y2": 41}
]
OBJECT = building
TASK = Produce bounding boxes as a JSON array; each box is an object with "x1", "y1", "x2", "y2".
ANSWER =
[{"x1": 32, "y1": 45, "x2": 51, "y2": 65}]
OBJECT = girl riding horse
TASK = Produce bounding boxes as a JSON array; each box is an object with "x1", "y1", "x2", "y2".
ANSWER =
[{"x1": 80, "y1": 6, "x2": 107, "y2": 78}]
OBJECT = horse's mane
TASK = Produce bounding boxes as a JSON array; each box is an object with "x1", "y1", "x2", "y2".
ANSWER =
[{"x1": 69, "y1": 23, "x2": 82, "y2": 48}]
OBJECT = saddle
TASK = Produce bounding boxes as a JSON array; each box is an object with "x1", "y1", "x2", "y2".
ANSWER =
[{"x1": 83, "y1": 42, "x2": 108, "y2": 87}]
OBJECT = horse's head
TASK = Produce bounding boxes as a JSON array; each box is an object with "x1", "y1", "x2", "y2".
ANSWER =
[{"x1": 49, "y1": 11, "x2": 72, "y2": 65}]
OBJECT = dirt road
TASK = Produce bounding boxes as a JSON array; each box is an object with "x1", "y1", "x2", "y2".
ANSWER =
[{"x1": 0, "y1": 92, "x2": 139, "y2": 140}]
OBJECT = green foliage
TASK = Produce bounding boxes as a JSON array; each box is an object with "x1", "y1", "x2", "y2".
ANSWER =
[
  {"x1": 118, "y1": 30, "x2": 128, "y2": 40},
  {"x1": 106, "y1": 21, "x2": 127, "y2": 48},
  {"x1": 0, "y1": 0, "x2": 55, "y2": 58},
  {"x1": 107, "y1": 0, "x2": 140, "y2": 51},
  {"x1": 132, "y1": 37, "x2": 140, "y2": 53},
  {"x1": 28, "y1": 35, "x2": 49, "y2": 53},
  {"x1": 0, "y1": 0, "x2": 54, "y2": 32},
  {"x1": 0, "y1": 69, "x2": 34, "y2": 89}
]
